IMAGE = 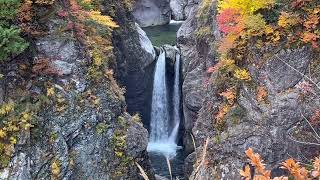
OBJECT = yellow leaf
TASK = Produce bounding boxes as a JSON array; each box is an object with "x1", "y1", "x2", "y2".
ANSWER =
[
  {"x1": 234, "y1": 69, "x2": 251, "y2": 81},
  {"x1": 22, "y1": 112, "x2": 31, "y2": 121},
  {"x1": 10, "y1": 137, "x2": 17, "y2": 145},
  {"x1": 89, "y1": 11, "x2": 119, "y2": 28},
  {"x1": 51, "y1": 161, "x2": 60, "y2": 176},
  {"x1": 47, "y1": 87, "x2": 55, "y2": 96},
  {"x1": 265, "y1": 25, "x2": 274, "y2": 34},
  {"x1": 0, "y1": 129, "x2": 7, "y2": 138}
]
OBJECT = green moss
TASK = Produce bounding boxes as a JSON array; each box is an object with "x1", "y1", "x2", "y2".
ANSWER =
[
  {"x1": 117, "y1": 116, "x2": 127, "y2": 127},
  {"x1": 132, "y1": 114, "x2": 141, "y2": 124},
  {"x1": 0, "y1": 0, "x2": 21, "y2": 22},
  {"x1": 0, "y1": 26, "x2": 29, "y2": 61},
  {"x1": 51, "y1": 133, "x2": 58, "y2": 141},
  {"x1": 214, "y1": 134, "x2": 221, "y2": 144},
  {"x1": 96, "y1": 122, "x2": 109, "y2": 134}
]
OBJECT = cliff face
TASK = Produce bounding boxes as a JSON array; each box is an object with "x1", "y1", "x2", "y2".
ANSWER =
[
  {"x1": 132, "y1": 0, "x2": 200, "y2": 27},
  {"x1": 0, "y1": 1, "x2": 154, "y2": 179},
  {"x1": 132, "y1": 0, "x2": 171, "y2": 27},
  {"x1": 178, "y1": 0, "x2": 320, "y2": 179},
  {"x1": 107, "y1": 0, "x2": 156, "y2": 129},
  {"x1": 177, "y1": 0, "x2": 216, "y2": 154}
]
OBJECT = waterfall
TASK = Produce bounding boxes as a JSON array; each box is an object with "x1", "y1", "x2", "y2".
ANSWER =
[
  {"x1": 149, "y1": 51, "x2": 169, "y2": 142},
  {"x1": 169, "y1": 53, "x2": 181, "y2": 143},
  {"x1": 147, "y1": 50, "x2": 181, "y2": 158}
]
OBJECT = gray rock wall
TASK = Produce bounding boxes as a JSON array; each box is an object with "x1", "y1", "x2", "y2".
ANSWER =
[
  {"x1": 132, "y1": 0, "x2": 200, "y2": 26},
  {"x1": 177, "y1": 0, "x2": 216, "y2": 154},
  {"x1": 132, "y1": 0, "x2": 171, "y2": 27},
  {"x1": 0, "y1": 1, "x2": 155, "y2": 179},
  {"x1": 177, "y1": 0, "x2": 320, "y2": 179}
]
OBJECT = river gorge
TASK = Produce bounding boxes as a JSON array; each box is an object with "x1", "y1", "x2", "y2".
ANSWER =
[{"x1": 0, "y1": 0, "x2": 319, "y2": 179}]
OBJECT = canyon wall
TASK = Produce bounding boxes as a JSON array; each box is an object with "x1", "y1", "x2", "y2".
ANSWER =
[
  {"x1": 0, "y1": 1, "x2": 155, "y2": 179},
  {"x1": 178, "y1": 0, "x2": 320, "y2": 179}
]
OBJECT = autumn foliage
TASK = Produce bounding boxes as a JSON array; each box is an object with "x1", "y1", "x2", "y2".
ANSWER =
[
  {"x1": 241, "y1": 148, "x2": 320, "y2": 180},
  {"x1": 207, "y1": 0, "x2": 320, "y2": 125}
]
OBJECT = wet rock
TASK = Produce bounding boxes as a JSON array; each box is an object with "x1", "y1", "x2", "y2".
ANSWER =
[
  {"x1": 111, "y1": 6, "x2": 157, "y2": 129},
  {"x1": 155, "y1": 174, "x2": 169, "y2": 180}
]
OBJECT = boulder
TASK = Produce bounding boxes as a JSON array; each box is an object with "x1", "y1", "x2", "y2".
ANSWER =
[
  {"x1": 133, "y1": 0, "x2": 171, "y2": 27},
  {"x1": 170, "y1": 0, "x2": 187, "y2": 20},
  {"x1": 135, "y1": 23, "x2": 156, "y2": 67}
]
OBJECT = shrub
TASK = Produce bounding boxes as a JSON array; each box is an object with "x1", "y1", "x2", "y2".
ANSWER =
[
  {"x1": 0, "y1": 26, "x2": 29, "y2": 61},
  {"x1": 0, "y1": 0, "x2": 21, "y2": 22}
]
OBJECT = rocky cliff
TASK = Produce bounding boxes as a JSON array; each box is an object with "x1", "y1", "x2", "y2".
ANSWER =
[
  {"x1": 132, "y1": 0, "x2": 200, "y2": 27},
  {"x1": 178, "y1": 0, "x2": 320, "y2": 179},
  {"x1": 0, "y1": 0, "x2": 154, "y2": 179}
]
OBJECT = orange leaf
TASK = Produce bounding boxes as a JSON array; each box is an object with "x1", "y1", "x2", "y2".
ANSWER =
[{"x1": 240, "y1": 165, "x2": 251, "y2": 179}]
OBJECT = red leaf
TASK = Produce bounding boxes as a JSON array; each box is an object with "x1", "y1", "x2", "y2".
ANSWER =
[{"x1": 57, "y1": 10, "x2": 68, "y2": 18}]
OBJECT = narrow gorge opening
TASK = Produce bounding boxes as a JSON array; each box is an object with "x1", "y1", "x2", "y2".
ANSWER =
[
  {"x1": 142, "y1": 21, "x2": 186, "y2": 179},
  {"x1": 142, "y1": 20, "x2": 183, "y2": 46}
]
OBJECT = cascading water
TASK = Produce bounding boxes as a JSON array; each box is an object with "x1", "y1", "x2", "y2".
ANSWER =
[
  {"x1": 149, "y1": 51, "x2": 169, "y2": 142},
  {"x1": 169, "y1": 52, "x2": 181, "y2": 143},
  {"x1": 147, "y1": 50, "x2": 181, "y2": 159}
]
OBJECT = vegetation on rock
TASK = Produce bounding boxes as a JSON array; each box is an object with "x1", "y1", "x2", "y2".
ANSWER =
[
  {"x1": 209, "y1": 0, "x2": 320, "y2": 130},
  {"x1": 241, "y1": 148, "x2": 320, "y2": 180},
  {"x1": 0, "y1": 0, "x2": 124, "y2": 171}
]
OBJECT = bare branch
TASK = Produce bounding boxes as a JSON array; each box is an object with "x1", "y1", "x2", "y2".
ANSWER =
[
  {"x1": 301, "y1": 113, "x2": 320, "y2": 141},
  {"x1": 135, "y1": 162, "x2": 150, "y2": 180},
  {"x1": 195, "y1": 138, "x2": 209, "y2": 174},
  {"x1": 287, "y1": 133, "x2": 320, "y2": 146},
  {"x1": 287, "y1": 127, "x2": 320, "y2": 146},
  {"x1": 190, "y1": 133, "x2": 198, "y2": 160}
]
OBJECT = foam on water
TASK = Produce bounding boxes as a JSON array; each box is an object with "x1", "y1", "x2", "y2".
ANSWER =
[
  {"x1": 147, "y1": 142, "x2": 182, "y2": 159},
  {"x1": 169, "y1": 20, "x2": 184, "y2": 25}
]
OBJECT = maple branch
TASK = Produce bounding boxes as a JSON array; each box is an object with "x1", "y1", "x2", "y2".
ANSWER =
[{"x1": 274, "y1": 55, "x2": 320, "y2": 92}]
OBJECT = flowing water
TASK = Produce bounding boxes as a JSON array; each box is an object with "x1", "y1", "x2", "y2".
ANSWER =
[
  {"x1": 148, "y1": 51, "x2": 169, "y2": 143},
  {"x1": 169, "y1": 52, "x2": 181, "y2": 144},
  {"x1": 146, "y1": 21, "x2": 185, "y2": 179},
  {"x1": 147, "y1": 51, "x2": 181, "y2": 158}
]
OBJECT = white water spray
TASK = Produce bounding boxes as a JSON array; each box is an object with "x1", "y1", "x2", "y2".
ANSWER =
[
  {"x1": 147, "y1": 50, "x2": 181, "y2": 158},
  {"x1": 169, "y1": 53, "x2": 181, "y2": 143},
  {"x1": 149, "y1": 51, "x2": 169, "y2": 142}
]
